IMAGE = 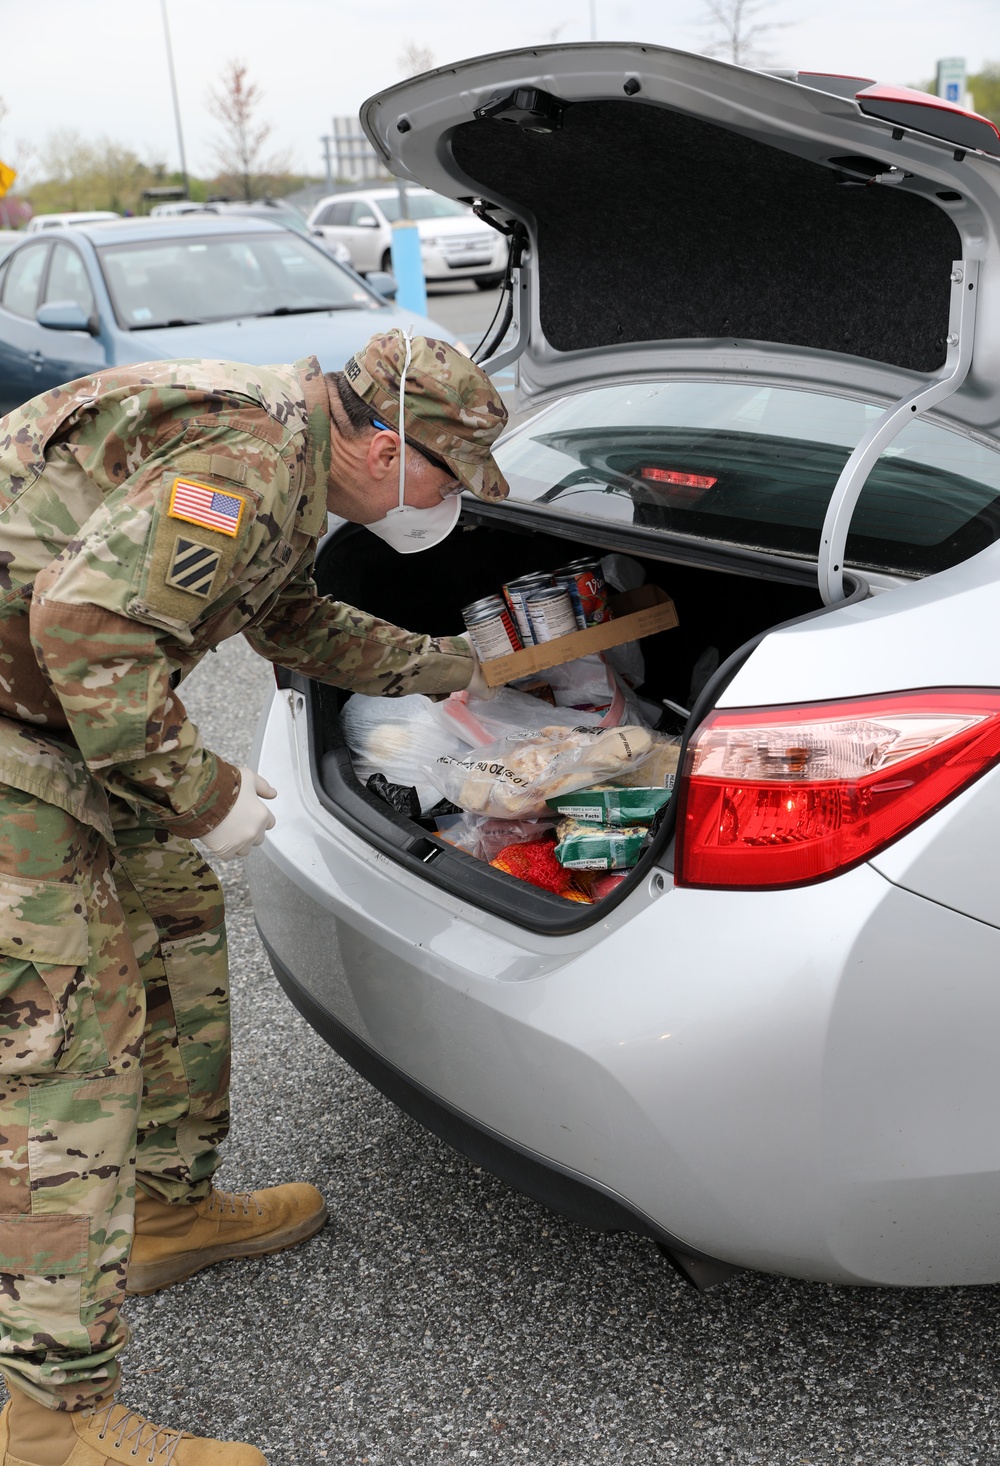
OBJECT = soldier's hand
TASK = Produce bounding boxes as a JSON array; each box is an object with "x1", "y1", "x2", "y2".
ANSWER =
[
  {"x1": 201, "y1": 767, "x2": 277, "y2": 860},
  {"x1": 457, "y1": 633, "x2": 497, "y2": 701}
]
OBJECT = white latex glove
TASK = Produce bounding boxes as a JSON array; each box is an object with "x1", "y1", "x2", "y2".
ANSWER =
[
  {"x1": 458, "y1": 633, "x2": 497, "y2": 700},
  {"x1": 201, "y1": 767, "x2": 277, "y2": 859}
]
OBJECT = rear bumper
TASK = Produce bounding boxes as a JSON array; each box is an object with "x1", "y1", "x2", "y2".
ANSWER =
[
  {"x1": 250, "y1": 688, "x2": 1000, "y2": 1286},
  {"x1": 263, "y1": 931, "x2": 741, "y2": 1291}
]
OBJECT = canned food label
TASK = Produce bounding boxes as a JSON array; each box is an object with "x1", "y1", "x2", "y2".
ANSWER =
[
  {"x1": 467, "y1": 613, "x2": 520, "y2": 661},
  {"x1": 527, "y1": 591, "x2": 578, "y2": 642}
]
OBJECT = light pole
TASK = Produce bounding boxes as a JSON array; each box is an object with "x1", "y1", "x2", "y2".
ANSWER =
[{"x1": 160, "y1": 0, "x2": 190, "y2": 197}]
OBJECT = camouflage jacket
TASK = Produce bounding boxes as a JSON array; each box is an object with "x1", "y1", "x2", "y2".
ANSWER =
[{"x1": 0, "y1": 357, "x2": 473, "y2": 839}]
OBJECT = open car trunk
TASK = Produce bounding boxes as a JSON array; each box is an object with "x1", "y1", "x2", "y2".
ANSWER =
[{"x1": 300, "y1": 506, "x2": 849, "y2": 934}]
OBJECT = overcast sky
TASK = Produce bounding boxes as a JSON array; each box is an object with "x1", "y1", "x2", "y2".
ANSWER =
[{"x1": 1, "y1": 0, "x2": 997, "y2": 182}]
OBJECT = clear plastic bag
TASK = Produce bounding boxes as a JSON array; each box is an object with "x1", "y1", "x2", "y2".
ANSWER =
[
  {"x1": 425, "y1": 723, "x2": 656, "y2": 818},
  {"x1": 435, "y1": 811, "x2": 557, "y2": 862},
  {"x1": 437, "y1": 683, "x2": 612, "y2": 750},
  {"x1": 341, "y1": 693, "x2": 468, "y2": 815}
]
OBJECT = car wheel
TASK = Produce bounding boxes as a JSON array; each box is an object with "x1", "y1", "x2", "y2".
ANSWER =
[
  {"x1": 474, "y1": 273, "x2": 505, "y2": 290},
  {"x1": 381, "y1": 249, "x2": 393, "y2": 273}
]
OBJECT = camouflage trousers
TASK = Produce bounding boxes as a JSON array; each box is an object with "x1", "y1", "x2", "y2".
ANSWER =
[{"x1": 0, "y1": 786, "x2": 229, "y2": 1411}]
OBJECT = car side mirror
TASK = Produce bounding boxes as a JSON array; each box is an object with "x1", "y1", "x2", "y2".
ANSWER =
[
  {"x1": 36, "y1": 300, "x2": 94, "y2": 333},
  {"x1": 366, "y1": 271, "x2": 397, "y2": 300}
]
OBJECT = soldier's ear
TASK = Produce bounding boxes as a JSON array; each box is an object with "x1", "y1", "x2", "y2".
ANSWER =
[{"x1": 365, "y1": 428, "x2": 399, "y2": 482}]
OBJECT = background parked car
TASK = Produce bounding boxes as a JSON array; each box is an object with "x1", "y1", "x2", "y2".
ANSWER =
[
  {"x1": 24, "y1": 210, "x2": 120, "y2": 232},
  {"x1": 308, "y1": 187, "x2": 506, "y2": 286},
  {"x1": 0, "y1": 215, "x2": 454, "y2": 414},
  {"x1": 150, "y1": 196, "x2": 354, "y2": 267}
]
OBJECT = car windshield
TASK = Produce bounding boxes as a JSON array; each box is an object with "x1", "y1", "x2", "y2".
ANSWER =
[
  {"x1": 275, "y1": 211, "x2": 309, "y2": 236},
  {"x1": 495, "y1": 382, "x2": 1000, "y2": 578},
  {"x1": 375, "y1": 193, "x2": 470, "y2": 222},
  {"x1": 98, "y1": 231, "x2": 375, "y2": 328}
]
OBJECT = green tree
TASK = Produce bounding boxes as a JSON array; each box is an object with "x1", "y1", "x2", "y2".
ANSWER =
[
  {"x1": 969, "y1": 63, "x2": 1000, "y2": 124},
  {"x1": 914, "y1": 63, "x2": 999, "y2": 125},
  {"x1": 26, "y1": 130, "x2": 170, "y2": 215}
]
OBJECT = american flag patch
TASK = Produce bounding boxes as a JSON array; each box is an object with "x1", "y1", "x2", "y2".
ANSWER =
[{"x1": 168, "y1": 477, "x2": 246, "y2": 537}]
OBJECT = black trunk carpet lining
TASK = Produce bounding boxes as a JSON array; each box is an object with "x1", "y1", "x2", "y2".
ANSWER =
[{"x1": 450, "y1": 99, "x2": 960, "y2": 372}]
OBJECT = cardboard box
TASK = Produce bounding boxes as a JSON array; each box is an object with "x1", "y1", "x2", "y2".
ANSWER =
[{"x1": 482, "y1": 584, "x2": 679, "y2": 688}]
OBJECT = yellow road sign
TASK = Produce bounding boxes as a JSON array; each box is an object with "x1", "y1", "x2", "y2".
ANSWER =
[{"x1": 0, "y1": 161, "x2": 17, "y2": 199}]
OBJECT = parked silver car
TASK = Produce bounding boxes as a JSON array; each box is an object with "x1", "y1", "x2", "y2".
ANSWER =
[
  {"x1": 0, "y1": 215, "x2": 453, "y2": 415},
  {"x1": 149, "y1": 196, "x2": 354, "y2": 267},
  {"x1": 249, "y1": 44, "x2": 1000, "y2": 1289},
  {"x1": 308, "y1": 187, "x2": 507, "y2": 286}
]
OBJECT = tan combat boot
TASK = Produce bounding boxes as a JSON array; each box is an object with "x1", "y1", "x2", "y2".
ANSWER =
[
  {"x1": 127, "y1": 1183, "x2": 328, "y2": 1296},
  {"x1": 0, "y1": 1384, "x2": 267, "y2": 1465}
]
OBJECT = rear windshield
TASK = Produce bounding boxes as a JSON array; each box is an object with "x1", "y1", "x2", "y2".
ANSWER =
[
  {"x1": 97, "y1": 232, "x2": 374, "y2": 328},
  {"x1": 494, "y1": 382, "x2": 1000, "y2": 577}
]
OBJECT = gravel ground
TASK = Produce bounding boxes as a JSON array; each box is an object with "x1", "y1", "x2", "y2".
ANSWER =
[{"x1": 104, "y1": 636, "x2": 1000, "y2": 1466}]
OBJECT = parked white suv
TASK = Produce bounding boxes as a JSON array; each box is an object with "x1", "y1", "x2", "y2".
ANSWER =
[
  {"x1": 249, "y1": 44, "x2": 1000, "y2": 1290},
  {"x1": 308, "y1": 187, "x2": 507, "y2": 286},
  {"x1": 25, "y1": 210, "x2": 120, "y2": 231}
]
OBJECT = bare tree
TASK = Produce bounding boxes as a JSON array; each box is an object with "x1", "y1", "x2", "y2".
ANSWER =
[
  {"x1": 206, "y1": 59, "x2": 289, "y2": 201},
  {"x1": 397, "y1": 41, "x2": 435, "y2": 77},
  {"x1": 701, "y1": 0, "x2": 791, "y2": 68}
]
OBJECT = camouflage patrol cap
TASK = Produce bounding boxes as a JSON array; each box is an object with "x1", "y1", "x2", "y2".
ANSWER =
[{"x1": 342, "y1": 331, "x2": 509, "y2": 502}]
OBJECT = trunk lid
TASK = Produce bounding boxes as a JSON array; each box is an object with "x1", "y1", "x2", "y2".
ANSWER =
[{"x1": 360, "y1": 43, "x2": 1000, "y2": 442}]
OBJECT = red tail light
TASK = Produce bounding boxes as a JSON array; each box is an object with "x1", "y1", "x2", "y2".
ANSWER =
[{"x1": 675, "y1": 690, "x2": 1000, "y2": 890}]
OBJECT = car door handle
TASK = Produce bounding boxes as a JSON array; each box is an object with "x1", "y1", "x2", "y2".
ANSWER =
[{"x1": 28, "y1": 351, "x2": 45, "y2": 367}]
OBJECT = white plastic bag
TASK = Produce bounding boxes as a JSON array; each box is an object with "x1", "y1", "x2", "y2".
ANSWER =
[
  {"x1": 601, "y1": 553, "x2": 646, "y2": 692},
  {"x1": 341, "y1": 694, "x2": 468, "y2": 814},
  {"x1": 544, "y1": 653, "x2": 620, "y2": 710},
  {"x1": 425, "y1": 723, "x2": 655, "y2": 819}
]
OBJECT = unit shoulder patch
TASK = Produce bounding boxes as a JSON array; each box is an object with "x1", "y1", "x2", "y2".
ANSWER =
[
  {"x1": 133, "y1": 471, "x2": 251, "y2": 628},
  {"x1": 164, "y1": 537, "x2": 222, "y2": 599},
  {"x1": 168, "y1": 476, "x2": 246, "y2": 538}
]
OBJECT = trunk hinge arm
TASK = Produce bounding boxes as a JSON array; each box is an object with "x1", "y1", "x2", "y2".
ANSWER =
[
  {"x1": 818, "y1": 257, "x2": 980, "y2": 606},
  {"x1": 478, "y1": 263, "x2": 532, "y2": 376}
]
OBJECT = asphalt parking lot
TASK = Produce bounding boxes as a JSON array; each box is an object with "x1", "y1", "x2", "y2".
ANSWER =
[{"x1": 119, "y1": 632, "x2": 1000, "y2": 1466}]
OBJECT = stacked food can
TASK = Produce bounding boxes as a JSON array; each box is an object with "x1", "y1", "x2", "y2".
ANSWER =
[{"x1": 462, "y1": 557, "x2": 613, "y2": 662}]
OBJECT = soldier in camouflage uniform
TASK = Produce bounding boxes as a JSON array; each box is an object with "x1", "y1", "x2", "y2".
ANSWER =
[{"x1": 0, "y1": 333, "x2": 509, "y2": 1466}]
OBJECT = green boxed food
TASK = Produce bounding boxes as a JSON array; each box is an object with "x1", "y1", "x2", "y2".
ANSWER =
[
  {"x1": 554, "y1": 818, "x2": 648, "y2": 870},
  {"x1": 546, "y1": 784, "x2": 672, "y2": 826}
]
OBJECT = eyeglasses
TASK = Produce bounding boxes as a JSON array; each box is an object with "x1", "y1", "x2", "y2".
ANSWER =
[{"x1": 369, "y1": 412, "x2": 462, "y2": 489}]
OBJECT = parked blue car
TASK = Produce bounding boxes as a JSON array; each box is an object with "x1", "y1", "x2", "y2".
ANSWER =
[{"x1": 0, "y1": 215, "x2": 453, "y2": 414}]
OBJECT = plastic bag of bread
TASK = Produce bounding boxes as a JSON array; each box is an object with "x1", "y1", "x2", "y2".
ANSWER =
[
  {"x1": 607, "y1": 734, "x2": 682, "y2": 789},
  {"x1": 425, "y1": 723, "x2": 654, "y2": 819}
]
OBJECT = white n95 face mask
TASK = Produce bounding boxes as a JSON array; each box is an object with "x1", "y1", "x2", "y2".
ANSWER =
[{"x1": 364, "y1": 329, "x2": 463, "y2": 555}]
